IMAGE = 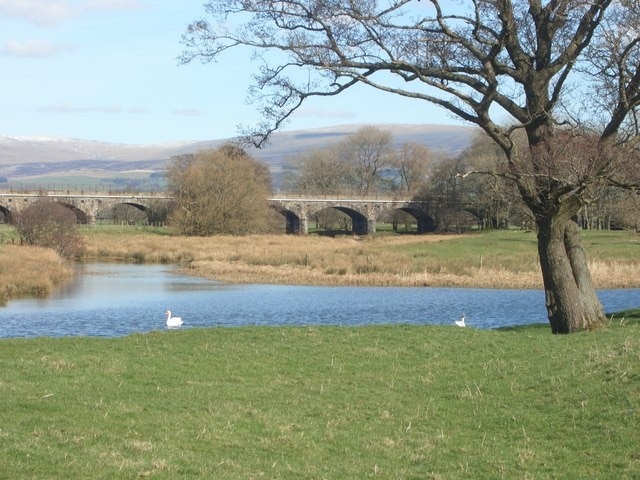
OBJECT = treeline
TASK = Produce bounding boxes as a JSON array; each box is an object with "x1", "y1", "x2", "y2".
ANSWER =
[
  {"x1": 161, "y1": 126, "x2": 640, "y2": 234},
  {"x1": 281, "y1": 126, "x2": 640, "y2": 233}
]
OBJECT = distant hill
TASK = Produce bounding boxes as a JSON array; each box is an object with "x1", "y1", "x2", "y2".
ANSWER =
[{"x1": 0, "y1": 124, "x2": 476, "y2": 185}]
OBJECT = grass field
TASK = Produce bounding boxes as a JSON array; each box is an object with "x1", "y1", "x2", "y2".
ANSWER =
[{"x1": 1, "y1": 318, "x2": 639, "y2": 479}]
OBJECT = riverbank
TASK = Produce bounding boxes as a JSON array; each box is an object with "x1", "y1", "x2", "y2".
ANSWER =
[
  {"x1": 0, "y1": 245, "x2": 73, "y2": 305},
  {"x1": 1, "y1": 228, "x2": 638, "y2": 305},
  {"x1": 1, "y1": 321, "x2": 638, "y2": 479},
  {"x1": 80, "y1": 227, "x2": 640, "y2": 289}
]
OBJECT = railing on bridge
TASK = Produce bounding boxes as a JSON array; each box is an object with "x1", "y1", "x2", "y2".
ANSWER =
[
  {"x1": 268, "y1": 192, "x2": 419, "y2": 202},
  {"x1": 0, "y1": 183, "x2": 168, "y2": 197}
]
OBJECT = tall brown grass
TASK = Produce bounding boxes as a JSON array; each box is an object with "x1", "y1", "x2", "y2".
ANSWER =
[
  {"x1": 82, "y1": 232, "x2": 640, "y2": 289},
  {"x1": 0, "y1": 245, "x2": 74, "y2": 304},
  {"x1": 3, "y1": 228, "x2": 635, "y2": 306},
  {"x1": 2, "y1": 230, "x2": 638, "y2": 303}
]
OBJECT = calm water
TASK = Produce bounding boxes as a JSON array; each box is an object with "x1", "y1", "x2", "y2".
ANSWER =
[{"x1": 1, "y1": 263, "x2": 639, "y2": 338}]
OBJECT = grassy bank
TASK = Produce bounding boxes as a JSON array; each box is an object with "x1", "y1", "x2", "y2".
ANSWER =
[
  {"x1": 0, "y1": 244, "x2": 73, "y2": 305},
  {"x1": 0, "y1": 227, "x2": 638, "y2": 304},
  {"x1": 81, "y1": 227, "x2": 640, "y2": 289},
  {"x1": 1, "y1": 320, "x2": 639, "y2": 479}
]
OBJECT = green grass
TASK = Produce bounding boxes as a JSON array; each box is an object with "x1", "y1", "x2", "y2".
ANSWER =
[
  {"x1": 382, "y1": 229, "x2": 639, "y2": 275},
  {"x1": 383, "y1": 230, "x2": 540, "y2": 274},
  {"x1": 580, "y1": 230, "x2": 640, "y2": 262},
  {"x1": 1, "y1": 320, "x2": 639, "y2": 479}
]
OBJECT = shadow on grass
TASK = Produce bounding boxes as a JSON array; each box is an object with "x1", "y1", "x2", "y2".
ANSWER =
[
  {"x1": 606, "y1": 309, "x2": 640, "y2": 327},
  {"x1": 494, "y1": 323, "x2": 549, "y2": 332},
  {"x1": 495, "y1": 309, "x2": 640, "y2": 333}
]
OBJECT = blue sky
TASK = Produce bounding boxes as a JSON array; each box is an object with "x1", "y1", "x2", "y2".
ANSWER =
[{"x1": 0, "y1": 1, "x2": 464, "y2": 145}]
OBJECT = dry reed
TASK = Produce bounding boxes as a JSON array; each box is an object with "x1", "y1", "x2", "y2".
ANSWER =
[
  {"x1": 82, "y1": 232, "x2": 640, "y2": 289},
  {"x1": 0, "y1": 245, "x2": 74, "y2": 304}
]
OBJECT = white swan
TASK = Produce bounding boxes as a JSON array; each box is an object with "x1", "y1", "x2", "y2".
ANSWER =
[
  {"x1": 165, "y1": 310, "x2": 183, "y2": 327},
  {"x1": 455, "y1": 314, "x2": 466, "y2": 327}
]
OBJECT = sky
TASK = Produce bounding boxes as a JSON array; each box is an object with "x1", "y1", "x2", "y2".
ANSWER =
[{"x1": 0, "y1": 0, "x2": 465, "y2": 145}]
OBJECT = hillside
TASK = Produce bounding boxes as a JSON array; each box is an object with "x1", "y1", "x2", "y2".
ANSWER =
[{"x1": 0, "y1": 123, "x2": 476, "y2": 186}]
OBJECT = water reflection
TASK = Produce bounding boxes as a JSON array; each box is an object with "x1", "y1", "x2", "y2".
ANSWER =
[{"x1": 1, "y1": 263, "x2": 638, "y2": 338}]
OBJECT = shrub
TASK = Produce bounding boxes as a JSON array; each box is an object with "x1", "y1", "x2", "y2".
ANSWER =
[{"x1": 13, "y1": 200, "x2": 85, "y2": 258}]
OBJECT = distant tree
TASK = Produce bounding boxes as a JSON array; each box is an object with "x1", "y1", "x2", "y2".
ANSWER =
[
  {"x1": 146, "y1": 200, "x2": 172, "y2": 225},
  {"x1": 336, "y1": 126, "x2": 394, "y2": 194},
  {"x1": 283, "y1": 148, "x2": 351, "y2": 194},
  {"x1": 14, "y1": 200, "x2": 85, "y2": 258},
  {"x1": 455, "y1": 133, "x2": 526, "y2": 229},
  {"x1": 285, "y1": 126, "x2": 396, "y2": 194},
  {"x1": 167, "y1": 145, "x2": 274, "y2": 235},
  {"x1": 609, "y1": 191, "x2": 640, "y2": 231},
  {"x1": 419, "y1": 156, "x2": 472, "y2": 232},
  {"x1": 394, "y1": 143, "x2": 432, "y2": 194}
]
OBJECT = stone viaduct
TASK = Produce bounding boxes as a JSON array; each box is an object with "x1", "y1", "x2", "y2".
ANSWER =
[
  {"x1": 0, "y1": 189, "x2": 436, "y2": 235},
  {"x1": 0, "y1": 190, "x2": 173, "y2": 225},
  {"x1": 268, "y1": 195, "x2": 436, "y2": 234}
]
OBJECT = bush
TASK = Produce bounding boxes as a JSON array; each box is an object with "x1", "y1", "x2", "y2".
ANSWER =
[
  {"x1": 13, "y1": 200, "x2": 85, "y2": 258},
  {"x1": 167, "y1": 145, "x2": 275, "y2": 235}
]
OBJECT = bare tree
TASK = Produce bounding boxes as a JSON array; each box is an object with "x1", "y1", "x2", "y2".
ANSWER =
[
  {"x1": 285, "y1": 126, "x2": 396, "y2": 194},
  {"x1": 283, "y1": 148, "x2": 352, "y2": 194},
  {"x1": 14, "y1": 200, "x2": 85, "y2": 258},
  {"x1": 181, "y1": 1, "x2": 640, "y2": 333},
  {"x1": 610, "y1": 191, "x2": 640, "y2": 231},
  {"x1": 419, "y1": 156, "x2": 470, "y2": 232},
  {"x1": 335, "y1": 126, "x2": 394, "y2": 194},
  {"x1": 456, "y1": 132, "x2": 525, "y2": 229},
  {"x1": 168, "y1": 146, "x2": 274, "y2": 235},
  {"x1": 395, "y1": 143, "x2": 432, "y2": 194}
]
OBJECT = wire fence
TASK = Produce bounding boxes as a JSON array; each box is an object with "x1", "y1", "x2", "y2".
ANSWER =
[{"x1": 0, "y1": 184, "x2": 169, "y2": 196}]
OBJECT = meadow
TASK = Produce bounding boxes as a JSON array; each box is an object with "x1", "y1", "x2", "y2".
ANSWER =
[{"x1": 1, "y1": 320, "x2": 639, "y2": 479}]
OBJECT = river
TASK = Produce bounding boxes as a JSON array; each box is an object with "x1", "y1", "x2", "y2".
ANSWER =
[{"x1": 1, "y1": 263, "x2": 638, "y2": 338}]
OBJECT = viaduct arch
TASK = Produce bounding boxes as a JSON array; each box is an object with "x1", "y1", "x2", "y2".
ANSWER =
[
  {"x1": 0, "y1": 192, "x2": 173, "y2": 224},
  {"x1": 269, "y1": 196, "x2": 436, "y2": 235}
]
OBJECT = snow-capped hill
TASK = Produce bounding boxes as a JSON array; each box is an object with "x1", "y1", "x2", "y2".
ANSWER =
[{"x1": 0, "y1": 123, "x2": 476, "y2": 179}]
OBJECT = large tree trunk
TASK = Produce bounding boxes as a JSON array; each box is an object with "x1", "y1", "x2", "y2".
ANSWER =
[{"x1": 536, "y1": 217, "x2": 606, "y2": 333}]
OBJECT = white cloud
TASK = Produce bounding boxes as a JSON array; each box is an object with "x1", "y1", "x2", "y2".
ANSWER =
[
  {"x1": 2, "y1": 39, "x2": 76, "y2": 57},
  {"x1": 0, "y1": 0, "x2": 74, "y2": 26},
  {"x1": 0, "y1": 0, "x2": 147, "y2": 26}
]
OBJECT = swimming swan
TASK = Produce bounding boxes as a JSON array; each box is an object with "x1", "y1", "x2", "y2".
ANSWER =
[
  {"x1": 165, "y1": 310, "x2": 183, "y2": 327},
  {"x1": 455, "y1": 314, "x2": 466, "y2": 327}
]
